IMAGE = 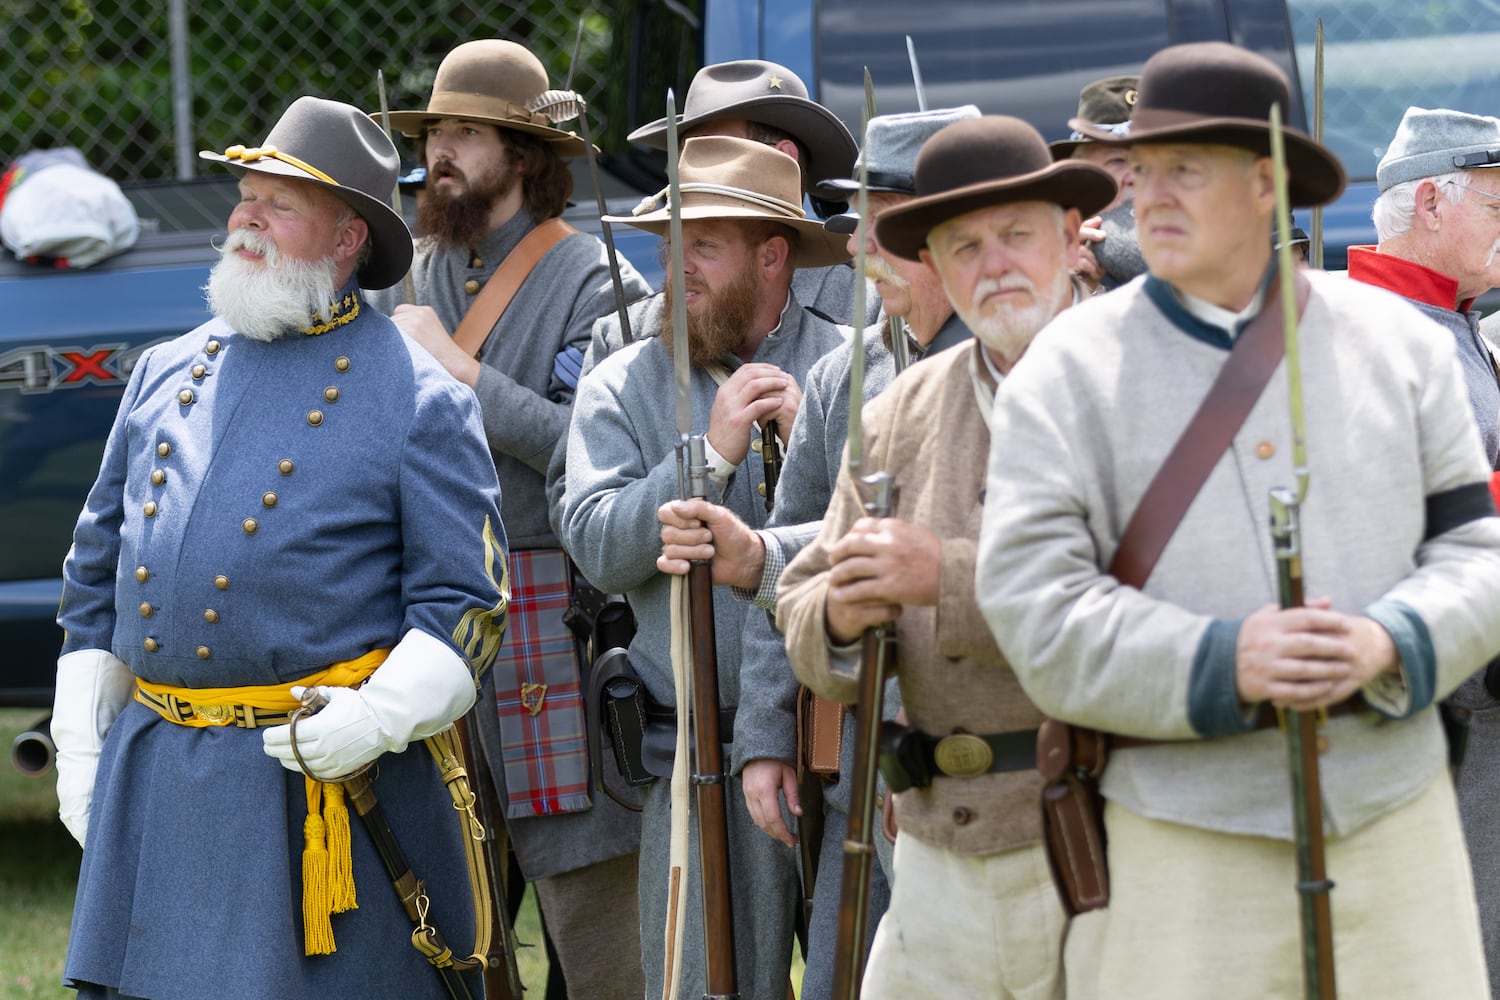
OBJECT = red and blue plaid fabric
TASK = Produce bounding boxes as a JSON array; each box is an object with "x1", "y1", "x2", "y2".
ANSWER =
[{"x1": 493, "y1": 548, "x2": 591, "y2": 818}]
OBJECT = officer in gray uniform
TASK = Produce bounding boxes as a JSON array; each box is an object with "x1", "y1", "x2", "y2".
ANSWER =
[{"x1": 54, "y1": 96, "x2": 508, "y2": 1000}]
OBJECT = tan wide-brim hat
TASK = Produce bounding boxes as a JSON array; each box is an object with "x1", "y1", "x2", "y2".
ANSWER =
[
  {"x1": 383, "y1": 39, "x2": 587, "y2": 157},
  {"x1": 628, "y1": 60, "x2": 857, "y2": 187},
  {"x1": 199, "y1": 95, "x2": 413, "y2": 290},
  {"x1": 1070, "y1": 42, "x2": 1345, "y2": 208},
  {"x1": 875, "y1": 116, "x2": 1117, "y2": 262},
  {"x1": 605, "y1": 135, "x2": 852, "y2": 269}
]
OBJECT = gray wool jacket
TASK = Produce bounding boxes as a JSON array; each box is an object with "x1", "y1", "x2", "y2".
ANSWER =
[
  {"x1": 370, "y1": 212, "x2": 649, "y2": 549},
  {"x1": 560, "y1": 292, "x2": 848, "y2": 709}
]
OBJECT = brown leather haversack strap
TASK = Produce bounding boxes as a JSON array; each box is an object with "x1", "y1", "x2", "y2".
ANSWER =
[{"x1": 451, "y1": 217, "x2": 578, "y2": 357}]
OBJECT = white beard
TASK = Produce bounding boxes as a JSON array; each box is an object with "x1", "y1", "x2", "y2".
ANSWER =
[
  {"x1": 205, "y1": 230, "x2": 340, "y2": 342},
  {"x1": 965, "y1": 254, "x2": 1072, "y2": 364}
]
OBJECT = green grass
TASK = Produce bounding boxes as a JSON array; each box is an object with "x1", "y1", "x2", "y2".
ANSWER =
[{"x1": 0, "y1": 708, "x2": 549, "y2": 999}]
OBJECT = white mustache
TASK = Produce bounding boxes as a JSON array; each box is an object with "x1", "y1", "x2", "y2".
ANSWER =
[
  {"x1": 863, "y1": 253, "x2": 909, "y2": 291},
  {"x1": 219, "y1": 228, "x2": 281, "y2": 265},
  {"x1": 973, "y1": 274, "x2": 1036, "y2": 302}
]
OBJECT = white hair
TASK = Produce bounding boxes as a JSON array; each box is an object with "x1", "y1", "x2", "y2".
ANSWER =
[
  {"x1": 204, "y1": 229, "x2": 341, "y2": 341},
  {"x1": 1372, "y1": 171, "x2": 1467, "y2": 241}
]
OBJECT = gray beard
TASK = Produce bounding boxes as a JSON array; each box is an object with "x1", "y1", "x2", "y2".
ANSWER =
[{"x1": 205, "y1": 230, "x2": 341, "y2": 342}]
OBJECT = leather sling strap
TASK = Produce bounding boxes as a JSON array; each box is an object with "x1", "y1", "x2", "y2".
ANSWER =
[
  {"x1": 1108, "y1": 271, "x2": 1310, "y2": 590},
  {"x1": 450, "y1": 217, "x2": 578, "y2": 358}
]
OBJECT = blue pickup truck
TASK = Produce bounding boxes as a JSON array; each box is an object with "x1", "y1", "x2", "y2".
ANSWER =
[{"x1": 6, "y1": 0, "x2": 1498, "y2": 772}]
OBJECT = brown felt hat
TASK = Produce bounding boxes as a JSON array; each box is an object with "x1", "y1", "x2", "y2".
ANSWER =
[
  {"x1": 383, "y1": 40, "x2": 587, "y2": 157},
  {"x1": 199, "y1": 96, "x2": 413, "y2": 290},
  {"x1": 1071, "y1": 42, "x2": 1345, "y2": 207},
  {"x1": 628, "y1": 60, "x2": 857, "y2": 187},
  {"x1": 604, "y1": 135, "x2": 852, "y2": 268},
  {"x1": 875, "y1": 116, "x2": 1116, "y2": 261},
  {"x1": 1049, "y1": 75, "x2": 1139, "y2": 159}
]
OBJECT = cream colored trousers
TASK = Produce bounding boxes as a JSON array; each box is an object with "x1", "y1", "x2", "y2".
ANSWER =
[
  {"x1": 1099, "y1": 772, "x2": 1487, "y2": 999},
  {"x1": 862, "y1": 835, "x2": 1095, "y2": 999}
]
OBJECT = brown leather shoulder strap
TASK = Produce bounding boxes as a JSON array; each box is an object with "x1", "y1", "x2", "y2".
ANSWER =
[
  {"x1": 1108, "y1": 272, "x2": 1311, "y2": 590},
  {"x1": 451, "y1": 218, "x2": 579, "y2": 357}
]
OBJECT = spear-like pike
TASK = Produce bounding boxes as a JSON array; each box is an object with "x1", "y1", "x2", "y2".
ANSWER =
[
  {"x1": 376, "y1": 70, "x2": 417, "y2": 307},
  {"x1": 1269, "y1": 101, "x2": 1336, "y2": 1000},
  {"x1": 661, "y1": 86, "x2": 738, "y2": 1000},
  {"x1": 1309, "y1": 19, "x2": 1325, "y2": 270}
]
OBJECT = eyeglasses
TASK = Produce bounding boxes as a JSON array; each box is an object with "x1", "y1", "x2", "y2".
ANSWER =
[{"x1": 1446, "y1": 179, "x2": 1500, "y2": 218}]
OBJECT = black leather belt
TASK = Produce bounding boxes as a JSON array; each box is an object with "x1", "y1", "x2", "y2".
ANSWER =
[
  {"x1": 645, "y1": 703, "x2": 736, "y2": 743},
  {"x1": 917, "y1": 728, "x2": 1038, "y2": 778}
]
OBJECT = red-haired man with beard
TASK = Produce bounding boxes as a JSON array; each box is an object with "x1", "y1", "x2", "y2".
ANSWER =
[
  {"x1": 370, "y1": 38, "x2": 650, "y2": 1000},
  {"x1": 560, "y1": 134, "x2": 852, "y2": 1000}
]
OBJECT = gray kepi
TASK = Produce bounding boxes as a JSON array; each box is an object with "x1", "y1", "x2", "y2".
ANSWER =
[
  {"x1": 1376, "y1": 107, "x2": 1500, "y2": 192},
  {"x1": 199, "y1": 95, "x2": 413, "y2": 290},
  {"x1": 606, "y1": 135, "x2": 853, "y2": 268},
  {"x1": 814, "y1": 105, "x2": 982, "y2": 235}
]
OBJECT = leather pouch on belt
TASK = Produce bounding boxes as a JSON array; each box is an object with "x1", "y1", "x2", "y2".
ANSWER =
[
  {"x1": 797, "y1": 685, "x2": 845, "y2": 776},
  {"x1": 1036, "y1": 718, "x2": 1110, "y2": 916}
]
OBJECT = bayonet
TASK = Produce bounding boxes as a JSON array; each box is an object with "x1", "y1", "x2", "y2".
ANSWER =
[
  {"x1": 905, "y1": 36, "x2": 927, "y2": 112},
  {"x1": 1269, "y1": 101, "x2": 1335, "y2": 1000},
  {"x1": 376, "y1": 70, "x2": 417, "y2": 306},
  {"x1": 1310, "y1": 20, "x2": 1325, "y2": 270}
]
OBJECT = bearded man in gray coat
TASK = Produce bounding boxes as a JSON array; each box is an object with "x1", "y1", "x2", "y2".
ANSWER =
[
  {"x1": 560, "y1": 134, "x2": 850, "y2": 1000},
  {"x1": 368, "y1": 38, "x2": 650, "y2": 1000},
  {"x1": 978, "y1": 42, "x2": 1500, "y2": 999}
]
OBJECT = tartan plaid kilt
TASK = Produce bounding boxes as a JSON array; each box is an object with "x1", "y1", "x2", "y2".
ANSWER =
[{"x1": 492, "y1": 547, "x2": 592, "y2": 818}]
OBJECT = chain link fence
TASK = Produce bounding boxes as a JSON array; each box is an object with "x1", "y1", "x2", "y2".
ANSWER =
[{"x1": 1, "y1": 0, "x2": 693, "y2": 184}]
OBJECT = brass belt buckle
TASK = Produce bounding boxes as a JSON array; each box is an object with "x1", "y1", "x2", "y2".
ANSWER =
[
  {"x1": 193, "y1": 702, "x2": 232, "y2": 725},
  {"x1": 933, "y1": 732, "x2": 993, "y2": 778}
]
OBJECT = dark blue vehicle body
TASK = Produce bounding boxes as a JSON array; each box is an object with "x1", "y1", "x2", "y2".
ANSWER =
[{"x1": 4, "y1": 0, "x2": 1497, "y2": 713}]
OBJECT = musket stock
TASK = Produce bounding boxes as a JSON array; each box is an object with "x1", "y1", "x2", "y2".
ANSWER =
[{"x1": 664, "y1": 91, "x2": 738, "y2": 999}]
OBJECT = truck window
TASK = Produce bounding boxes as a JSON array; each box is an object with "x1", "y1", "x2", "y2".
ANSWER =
[
  {"x1": 816, "y1": 0, "x2": 1171, "y2": 138},
  {"x1": 1287, "y1": 1, "x2": 1500, "y2": 182}
]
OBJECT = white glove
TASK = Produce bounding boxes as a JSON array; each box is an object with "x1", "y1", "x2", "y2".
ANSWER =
[
  {"x1": 262, "y1": 629, "x2": 476, "y2": 781},
  {"x1": 52, "y1": 649, "x2": 136, "y2": 848}
]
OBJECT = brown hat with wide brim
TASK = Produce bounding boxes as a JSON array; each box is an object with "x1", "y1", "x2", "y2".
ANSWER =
[
  {"x1": 383, "y1": 39, "x2": 587, "y2": 157},
  {"x1": 604, "y1": 135, "x2": 852, "y2": 269},
  {"x1": 1070, "y1": 42, "x2": 1345, "y2": 208},
  {"x1": 627, "y1": 60, "x2": 857, "y2": 187},
  {"x1": 875, "y1": 116, "x2": 1117, "y2": 262},
  {"x1": 199, "y1": 96, "x2": 413, "y2": 290}
]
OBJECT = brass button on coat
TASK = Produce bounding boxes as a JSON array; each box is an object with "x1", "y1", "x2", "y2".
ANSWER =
[
  {"x1": 1255, "y1": 440, "x2": 1275, "y2": 459},
  {"x1": 757, "y1": 482, "x2": 767, "y2": 497},
  {"x1": 143, "y1": 501, "x2": 158, "y2": 517},
  {"x1": 196, "y1": 645, "x2": 212, "y2": 660},
  {"x1": 204, "y1": 608, "x2": 219, "y2": 624},
  {"x1": 151, "y1": 469, "x2": 166, "y2": 486},
  {"x1": 307, "y1": 410, "x2": 324, "y2": 426},
  {"x1": 214, "y1": 575, "x2": 230, "y2": 590},
  {"x1": 135, "y1": 565, "x2": 149, "y2": 583},
  {"x1": 335, "y1": 356, "x2": 350, "y2": 372},
  {"x1": 139, "y1": 602, "x2": 153, "y2": 618},
  {"x1": 143, "y1": 637, "x2": 159, "y2": 652},
  {"x1": 751, "y1": 437, "x2": 763, "y2": 453},
  {"x1": 470, "y1": 256, "x2": 483, "y2": 268},
  {"x1": 464, "y1": 279, "x2": 481, "y2": 295},
  {"x1": 205, "y1": 340, "x2": 221, "y2": 355},
  {"x1": 278, "y1": 459, "x2": 295, "y2": 475},
  {"x1": 242, "y1": 518, "x2": 258, "y2": 534},
  {"x1": 191, "y1": 364, "x2": 207, "y2": 380},
  {"x1": 178, "y1": 389, "x2": 195, "y2": 406},
  {"x1": 952, "y1": 806, "x2": 975, "y2": 826},
  {"x1": 323, "y1": 386, "x2": 339, "y2": 403},
  {"x1": 157, "y1": 442, "x2": 171, "y2": 458},
  {"x1": 262, "y1": 492, "x2": 278, "y2": 508}
]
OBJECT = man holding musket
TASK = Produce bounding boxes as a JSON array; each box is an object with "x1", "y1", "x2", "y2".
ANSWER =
[
  {"x1": 776, "y1": 114, "x2": 1114, "y2": 998},
  {"x1": 978, "y1": 42, "x2": 1500, "y2": 998},
  {"x1": 560, "y1": 134, "x2": 850, "y2": 1000},
  {"x1": 53, "y1": 97, "x2": 508, "y2": 999},
  {"x1": 371, "y1": 39, "x2": 651, "y2": 999}
]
